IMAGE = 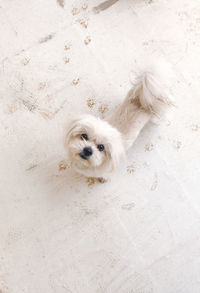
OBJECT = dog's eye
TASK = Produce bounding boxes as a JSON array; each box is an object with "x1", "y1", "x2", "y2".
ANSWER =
[
  {"x1": 81, "y1": 133, "x2": 88, "y2": 140},
  {"x1": 97, "y1": 144, "x2": 104, "y2": 151}
]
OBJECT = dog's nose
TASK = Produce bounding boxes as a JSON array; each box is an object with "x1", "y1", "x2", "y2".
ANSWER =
[
  {"x1": 80, "y1": 147, "x2": 93, "y2": 159},
  {"x1": 83, "y1": 147, "x2": 93, "y2": 157}
]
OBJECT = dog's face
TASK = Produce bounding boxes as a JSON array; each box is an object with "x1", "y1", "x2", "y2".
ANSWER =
[{"x1": 65, "y1": 115, "x2": 124, "y2": 177}]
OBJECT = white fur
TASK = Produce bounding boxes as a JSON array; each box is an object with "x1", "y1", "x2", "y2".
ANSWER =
[
  {"x1": 65, "y1": 115, "x2": 124, "y2": 178},
  {"x1": 65, "y1": 60, "x2": 173, "y2": 180}
]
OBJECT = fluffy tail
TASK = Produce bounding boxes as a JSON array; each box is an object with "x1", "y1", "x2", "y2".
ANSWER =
[{"x1": 129, "y1": 59, "x2": 174, "y2": 115}]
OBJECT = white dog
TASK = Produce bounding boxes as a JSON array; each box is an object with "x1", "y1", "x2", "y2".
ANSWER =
[{"x1": 65, "y1": 60, "x2": 173, "y2": 181}]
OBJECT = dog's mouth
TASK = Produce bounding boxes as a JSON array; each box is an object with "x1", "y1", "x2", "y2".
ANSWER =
[{"x1": 79, "y1": 153, "x2": 88, "y2": 160}]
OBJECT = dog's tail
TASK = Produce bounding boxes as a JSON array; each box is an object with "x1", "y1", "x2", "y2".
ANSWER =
[{"x1": 129, "y1": 59, "x2": 174, "y2": 115}]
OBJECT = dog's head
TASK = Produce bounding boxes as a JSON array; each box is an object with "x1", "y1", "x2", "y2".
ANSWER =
[{"x1": 65, "y1": 115, "x2": 124, "y2": 177}]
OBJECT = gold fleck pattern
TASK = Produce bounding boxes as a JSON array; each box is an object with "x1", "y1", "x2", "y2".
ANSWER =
[
  {"x1": 87, "y1": 98, "x2": 95, "y2": 108},
  {"x1": 21, "y1": 58, "x2": 30, "y2": 66},
  {"x1": 98, "y1": 104, "x2": 108, "y2": 114},
  {"x1": 126, "y1": 165, "x2": 135, "y2": 174},
  {"x1": 82, "y1": 3, "x2": 88, "y2": 10},
  {"x1": 58, "y1": 160, "x2": 69, "y2": 171},
  {"x1": 72, "y1": 7, "x2": 80, "y2": 15},
  {"x1": 38, "y1": 82, "x2": 47, "y2": 90},
  {"x1": 78, "y1": 18, "x2": 88, "y2": 28},
  {"x1": 8, "y1": 104, "x2": 17, "y2": 114},
  {"x1": 87, "y1": 177, "x2": 95, "y2": 186},
  {"x1": 72, "y1": 78, "x2": 80, "y2": 85},
  {"x1": 173, "y1": 140, "x2": 182, "y2": 150},
  {"x1": 64, "y1": 57, "x2": 70, "y2": 64},
  {"x1": 84, "y1": 36, "x2": 91, "y2": 45},
  {"x1": 57, "y1": 0, "x2": 64, "y2": 8},
  {"x1": 98, "y1": 177, "x2": 107, "y2": 183},
  {"x1": 64, "y1": 43, "x2": 71, "y2": 50},
  {"x1": 39, "y1": 110, "x2": 53, "y2": 120},
  {"x1": 191, "y1": 124, "x2": 200, "y2": 131}
]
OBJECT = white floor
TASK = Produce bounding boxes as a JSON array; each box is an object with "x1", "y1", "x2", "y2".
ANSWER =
[{"x1": 0, "y1": 0, "x2": 200, "y2": 292}]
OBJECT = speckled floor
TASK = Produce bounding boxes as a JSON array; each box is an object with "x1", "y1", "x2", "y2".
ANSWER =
[{"x1": 0, "y1": 0, "x2": 200, "y2": 292}]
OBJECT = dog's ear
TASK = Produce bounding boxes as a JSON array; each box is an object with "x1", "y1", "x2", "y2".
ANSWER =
[
  {"x1": 64, "y1": 118, "x2": 81, "y2": 147},
  {"x1": 64, "y1": 114, "x2": 94, "y2": 146},
  {"x1": 106, "y1": 139, "x2": 125, "y2": 172}
]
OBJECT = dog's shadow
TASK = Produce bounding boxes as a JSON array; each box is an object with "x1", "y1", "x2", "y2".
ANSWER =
[
  {"x1": 31, "y1": 156, "x2": 83, "y2": 198},
  {"x1": 32, "y1": 155, "x2": 105, "y2": 203}
]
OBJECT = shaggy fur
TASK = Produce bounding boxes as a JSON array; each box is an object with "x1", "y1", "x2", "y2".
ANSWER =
[{"x1": 65, "y1": 59, "x2": 173, "y2": 180}]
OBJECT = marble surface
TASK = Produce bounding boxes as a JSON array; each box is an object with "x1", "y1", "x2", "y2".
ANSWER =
[{"x1": 0, "y1": 0, "x2": 200, "y2": 292}]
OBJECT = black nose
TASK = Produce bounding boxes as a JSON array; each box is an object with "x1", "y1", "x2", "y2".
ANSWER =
[
  {"x1": 80, "y1": 147, "x2": 93, "y2": 159},
  {"x1": 83, "y1": 147, "x2": 93, "y2": 157}
]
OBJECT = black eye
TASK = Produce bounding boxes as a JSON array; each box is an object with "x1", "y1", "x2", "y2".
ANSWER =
[
  {"x1": 81, "y1": 133, "x2": 88, "y2": 140},
  {"x1": 97, "y1": 144, "x2": 104, "y2": 151}
]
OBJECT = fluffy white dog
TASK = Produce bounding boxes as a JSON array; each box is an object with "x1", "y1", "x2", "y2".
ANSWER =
[{"x1": 65, "y1": 60, "x2": 173, "y2": 181}]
